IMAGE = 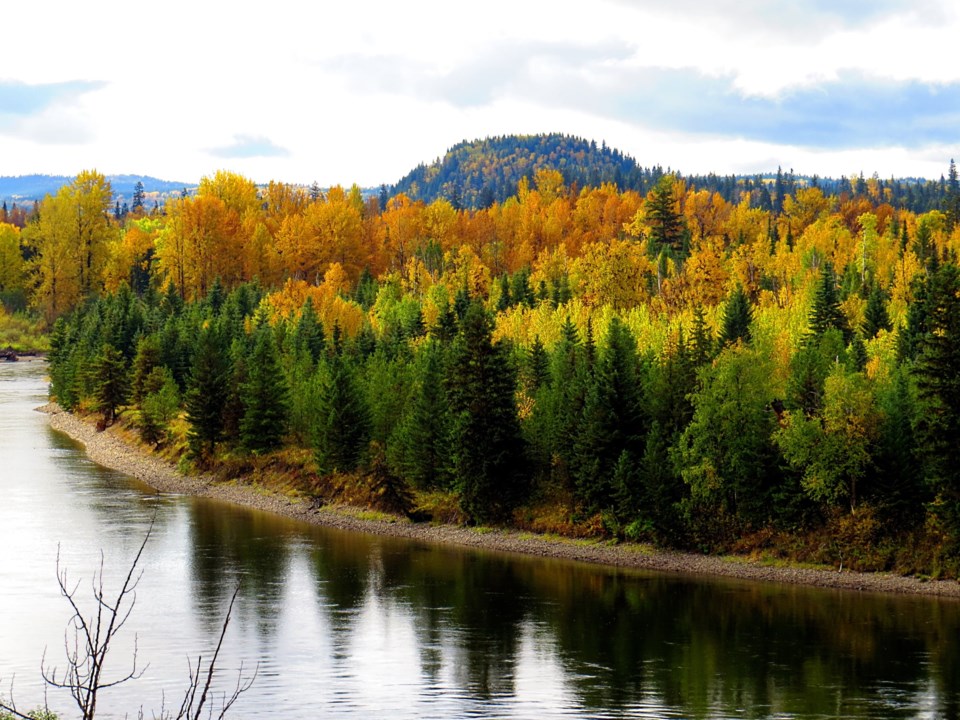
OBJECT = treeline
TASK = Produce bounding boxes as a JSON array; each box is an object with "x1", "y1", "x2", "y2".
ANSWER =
[
  {"x1": 22, "y1": 156, "x2": 960, "y2": 572},
  {"x1": 45, "y1": 259, "x2": 960, "y2": 567},
  {"x1": 388, "y1": 133, "x2": 954, "y2": 214}
]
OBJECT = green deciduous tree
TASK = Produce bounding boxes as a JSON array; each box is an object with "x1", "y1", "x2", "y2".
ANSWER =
[
  {"x1": 677, "y1": 346, "x2": 780, "y2": 533},
  {"x1": 776, "y1": 366, "x2": 881, "y2": 511}
]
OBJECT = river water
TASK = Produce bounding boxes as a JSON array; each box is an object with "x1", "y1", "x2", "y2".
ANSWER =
[{"x1": 1, "y1": 359, "x2": 959, "y2": 719}]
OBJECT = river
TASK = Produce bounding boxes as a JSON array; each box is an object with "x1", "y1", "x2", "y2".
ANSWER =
[{"x1": 1, "y1": 359, "x2": 959, "y2": 719}]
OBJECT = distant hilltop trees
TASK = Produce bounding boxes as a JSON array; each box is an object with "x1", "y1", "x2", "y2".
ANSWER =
[{"x1": 387, "y1": 133, "x2": 951, "y2": 214}]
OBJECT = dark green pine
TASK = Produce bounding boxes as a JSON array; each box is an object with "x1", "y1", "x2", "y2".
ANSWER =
[
  {"x1": 446, "y1": 302, "x2": 529, "y2": 524},
  {"x1": 312, "y1": 356, "x2": 370, "y2": 475},
  {"x1": 720, "y1": 285, "x2": 752, "y2": 347},
  {"x1": 240, "y1": 327, "x2": 290, "y2": 454},
  {"x1": 185, "y1": 326, "x2": 230, "y2": 461},
  {"x1": 862, "y1": 285, "x2": 892, "y2": 339},
  {"x1": 808, "y1": 263, "x2": 850, "y2": 341}
]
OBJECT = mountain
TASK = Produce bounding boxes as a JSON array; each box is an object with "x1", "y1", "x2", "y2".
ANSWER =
[
  {"x1": 0, "y1": 174, "x2": 189, "y2": 204},
  {"x1": 389, "y1": 134, "x2": 650, "y2": 209}
]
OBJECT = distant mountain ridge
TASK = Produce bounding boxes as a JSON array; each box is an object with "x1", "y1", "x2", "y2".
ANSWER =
[{"x1": 0, "y1": 174, "x2": 188, "y2": 204}]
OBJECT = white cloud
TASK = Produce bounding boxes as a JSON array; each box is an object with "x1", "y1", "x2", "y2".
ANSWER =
[{"x1": 0, "y1": 0, "x2": 956, "y2": 184}]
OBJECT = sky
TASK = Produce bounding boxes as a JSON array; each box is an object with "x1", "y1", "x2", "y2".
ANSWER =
[{"x1": 2, "y1": 0, "x2": 959, "y2": 186}]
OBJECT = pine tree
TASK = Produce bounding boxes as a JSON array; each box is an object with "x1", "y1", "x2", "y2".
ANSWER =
[
  {"x1": 295, "y1": 297, "x2": 325, "y2": 364},
  {"x1": 808, "y1": 263, "x2": 850, "y2": 341},
  {"x1": 913, "y1": 264, "x2": 960, "y2": 529},
  {"x1": 390, "y1": 340, "x2": 453, "y2": 489},
  {"x1": 131, "y1": 335, "x2": 162, "y2": 404},
  {"x1": 312, "y1": 356, "x2": 370, "y2": 475},
  {"x1": 719, "y1": 285, "x2": 753, "y2": 347},
  {"x1": 525, "y1": 336, "x2": 550, "y2": 392},
  {"x1": 571, "y1": 316, "x2": 645, "y2": 513},
  {"x1": 645, "y1": 175, "x2": 685, "y2": 252},
  {"x1": 131, "y1": 181, "x2": 145, "y2": 213},
  {"x1": 690, "y1": 305, "x2": 716, "y2": 367},
  {"x1": 240, "y1": 327, "x2": 289, "y2": 453},
  {"x1": 848, "y1": 335, "x2": 868, "y2": 373},
  {"x1": 185, "y1": 326, "x2": 230, "y2": 462},
  {"x1": 862, "y1": 285, "x2": 892, "y2": 339},
  {"x1": 92, "y1": 343, "x2": 129, "y2": 426},
  {"x1": 944, "y1": 159, "x2": 960, "y2": 231},
  {"x1": 446, "y1": 303, "x2": 528, "y2": 523}
]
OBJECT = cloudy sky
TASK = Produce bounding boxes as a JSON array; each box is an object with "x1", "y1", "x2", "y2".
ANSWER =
[{"x1": 1, "y1": 0, "x2": 958, "y2": 186}]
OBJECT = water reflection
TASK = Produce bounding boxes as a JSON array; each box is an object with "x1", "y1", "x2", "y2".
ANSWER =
[{"x1": 3, "y1": 359, "x2": 960, "y2": 719}]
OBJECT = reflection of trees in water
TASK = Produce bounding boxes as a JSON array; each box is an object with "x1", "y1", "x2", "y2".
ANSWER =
[
  {"x1": 187, "y1": 499, "x2": 292, "y2": 635},
  {"x1": 189, "y1": 508, "x2": 960, "y2": 719},
  {"x1": 525, "y1": 565, "x2": 960, "y2": 718},
  {"x1": 307, "y1": 535, "x2": 529, "y2": 701}
]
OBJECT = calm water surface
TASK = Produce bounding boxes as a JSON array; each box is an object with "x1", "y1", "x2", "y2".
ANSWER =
[{"x1": 2, "y1": 359, "x2": 959, "y2": 719}]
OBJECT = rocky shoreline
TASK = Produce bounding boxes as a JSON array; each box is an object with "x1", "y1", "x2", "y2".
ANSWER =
[{"x1": 41, "y1": 402, "x2": 960, "y2": 599}]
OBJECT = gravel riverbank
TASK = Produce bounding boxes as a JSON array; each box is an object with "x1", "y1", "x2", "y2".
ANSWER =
[{"x1": 41, "y1": 402, "x2": 960, "y2": 599}]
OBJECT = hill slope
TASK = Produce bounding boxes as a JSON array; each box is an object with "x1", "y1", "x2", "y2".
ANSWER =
[
  {"x1": 0, "y1": 174, "x2": 188, "y2": 204},
  {"x1": 390, "y1": 134, "x2": 649, "y2": 208}
]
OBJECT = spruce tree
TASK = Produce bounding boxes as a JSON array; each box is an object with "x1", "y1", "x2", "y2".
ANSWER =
[
  {"x1": 390, "y1": 340, "x2": 453, "y2": 489},
  {"x1": 295, "y1": 297, "x2": 325, "y2": 364},
  {"x1": 240, "y1": 327, "x2": 289, "y2": 454},
  {"x1": 808, "y1": 262, "x2": 850, "y2": 341},
  {"x1": 571, "y1": 316, "x2": 645, "y2": 513},
  {"x1": 719, "y1": 285, "x2": 752, "y2": 347},
  {"x1": 312, "y1": 356, "x2": 370, "y2": 475},
  {"x1": 446, "y1": 303, "x2": 528, "y2": 523},
  {"x1": 913, "y1": 264, "x2": 960, "y2": 529},
  {"x1": 92, "y1": 343, "x2": 129, "y2": 426},
  {"x1": 646, "y1": 175, "x2": 685, "y2": 252},
  {"x1": 862, "y1": 285, "x2": 892, "y2": 339},
  {"x1": 185, "y1": 326, "x2": 230, "y2": 461}
]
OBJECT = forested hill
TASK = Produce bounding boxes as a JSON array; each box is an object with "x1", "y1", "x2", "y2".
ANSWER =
[
  {"x1": 0, "y1": 174, "x2": 187, "y2": 203},
  {"x1": 389, "y1": 133, "x2": 947, "y2": 213},
  {"x1": 390, "y1": 134, "x2": 648, "y2": 208}
]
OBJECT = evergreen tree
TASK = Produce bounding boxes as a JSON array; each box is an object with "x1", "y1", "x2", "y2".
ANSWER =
[
  {"x1": 240, "y1": 327, "x2": 289, "y2": 453},
  {"x1": 496, "y1": 273, "x2": 512, "y2": 312},
  {"x1": 131, "y1": 335, "x2": 162, "y2": 404},
  {"x1": 862, "y1": 285, "x2": 892, "y2": 339},
  {"x1": 848, "y1": 335, "x2": 868, "y2": 373},
  {"x1": 312, "y1": 356, "x2": 370, "y2": 475},
  {"x1": 390, "y1": 340, "x2": 453, "y2": 489},
  {"x1": 571, "y1": 316, "x2": 645, "y2": 513},
  {"x1": 913, "y1": 265, "x2": 960, "y2": 530},
  {"x1": 91, "y1": 343, "x2": 129, "y2": 426},
  {"x1": 131, "y1": 181, "x2": 145, "y2": 213},
  {"x1": 446, "y1": 303, "x2": 528, "y2": 523},
  {"x1": 645, "y1": 175, "x2": 685, "y2": 252},
  {"x1": 944, "y1": 159, "x2": 960, "y2": 231},
  {"x1": 808, "y1": 262, "x2": 850, "y2": 340},
  {"x1": 294, "y1": 297, "x2": 325, "y2": 364},
  {"x1": 719, "y1": 285, "x2": 752, "y2": 347},
  {"x1": 690, "y1": 305, "x2": 716, "y2": 367},
  {"x1": 185, "y1": 326, "x2": 230, "y2": 462},
  {"x1": 525, "y1": 336, "x2": 550, "y2": 393}
]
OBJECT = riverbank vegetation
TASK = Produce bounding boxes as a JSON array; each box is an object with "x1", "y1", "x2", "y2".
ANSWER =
[{"x1": 30, "y1": 145, "x2": 960, "y2": 578}]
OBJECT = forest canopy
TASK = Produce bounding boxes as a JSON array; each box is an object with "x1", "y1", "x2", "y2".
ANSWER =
[{"x1": 25, "y1": 145, "x2": 960, "y2": 576}]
